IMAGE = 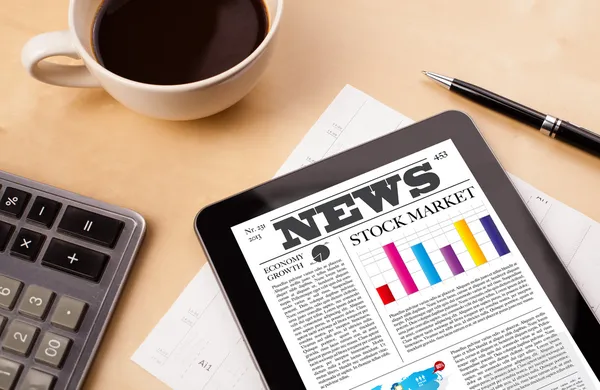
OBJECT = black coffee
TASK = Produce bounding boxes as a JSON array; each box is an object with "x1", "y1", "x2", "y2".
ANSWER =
[{"x1": 92, "y1": 0, "x2": 269, "y2": 85}]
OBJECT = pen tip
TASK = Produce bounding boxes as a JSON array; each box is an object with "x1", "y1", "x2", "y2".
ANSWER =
[{"x1": 421, "y1": 70, "x2": 428, "y2": 75}]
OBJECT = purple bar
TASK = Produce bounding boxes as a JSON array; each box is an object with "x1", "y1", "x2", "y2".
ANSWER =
[
  {"x1": 440, "y1": 245, "x2": 464, "y2": 276},
  {"x1": 383, "y1": 243, "x2": 419, "y2": 295},
  {"x1": 480, "y1": 215, "x2": 510, "y2": 257}
]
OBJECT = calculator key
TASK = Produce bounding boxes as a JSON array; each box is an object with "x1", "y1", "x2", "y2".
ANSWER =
[
  {"x1": 0, "y1": 188, "x2": 30, "y2": 219},
  {"x1": 1, "y1": 320, "x2": 39, "y2": 357},
  {"x1": 19, "y1": 369, "x2": 55, "y2": 390},
  {"x1": 41, "y1": 239, "x2": 109, "y2": 282},
  {"x1": 0, "y1": 316, "x2": 5, "y2": 334},
  {"x1": 0, "y1": 276, "x2": 23, "y2": 310},
  {"x1": 0, "y1": 357, "x2": 22, "y2": 390},
  {"x1": 58, "y1": 206, "x2": 123, "y2": 248},
  {"x1": 34, "y1": 332, "x2": 71, "y2": 369},
  {"x1": 10, "y1": 229, "x2": 45, "y2": 262},
  {"x1": 27, "y1": 197, "x2": 61, "y2": 229},
  {"x1": 18, "y1": 286, "x2": 55, "y2": 320},
  {"x1": 0, "y1": 221, "x2": 14, "y2": 252},
  {"x1": 50, "y1": 296, "x2": 87, "y2": 332}
]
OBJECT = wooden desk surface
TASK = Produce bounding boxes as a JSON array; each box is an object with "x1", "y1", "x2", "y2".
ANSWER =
[{"x1": 2, "y1": 0, "x2": 600, "y2": 388}]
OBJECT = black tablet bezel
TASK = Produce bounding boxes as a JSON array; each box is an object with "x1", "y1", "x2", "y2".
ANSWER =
[{"x1": 195, "y1": 111, "x2": 600, "y2": 389}]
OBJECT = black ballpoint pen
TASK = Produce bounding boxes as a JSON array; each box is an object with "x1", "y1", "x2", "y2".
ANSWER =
[{"x1": 423, "y1": 71, "x2": 600, "y2": 157}]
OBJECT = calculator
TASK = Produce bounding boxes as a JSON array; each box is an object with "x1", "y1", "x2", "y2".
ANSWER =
[{"x1": 0, "y1": 170, "x2": 145, "y2": 390}]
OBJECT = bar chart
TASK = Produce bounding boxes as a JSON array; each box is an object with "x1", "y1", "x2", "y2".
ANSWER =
[{"x1": 358, "y1": 203, "x2": 512, "y2": 306}]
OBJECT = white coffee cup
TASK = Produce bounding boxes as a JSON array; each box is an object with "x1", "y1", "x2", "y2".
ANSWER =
[{"x1": 21, "y1": 0, "x2": 283, "y2": 120}]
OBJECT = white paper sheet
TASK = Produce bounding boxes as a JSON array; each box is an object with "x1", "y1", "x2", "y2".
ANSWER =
[
  {"x1": 132, "y1": 85, "x2": 600, "y2": 389},
  {"x1": 131, "y1": 265, "x2": 264, "y2": 390},
  {"x1": 509, "y1": 175, "x2": 600, "y2": 314}
]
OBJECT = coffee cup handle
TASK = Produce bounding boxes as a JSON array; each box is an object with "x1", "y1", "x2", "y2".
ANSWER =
[{"x1": 21, "y1": 30, "x2": 101, "y2": 88}]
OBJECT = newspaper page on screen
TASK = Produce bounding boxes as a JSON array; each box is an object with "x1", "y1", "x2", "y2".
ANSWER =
[{"x1": 231, "y1": 139, "x2": 600, "y2": 390}]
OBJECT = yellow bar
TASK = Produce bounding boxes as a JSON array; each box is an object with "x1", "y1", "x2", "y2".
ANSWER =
[{"x1": 454, "y1": 219, "x2": 487, "y2": 266}]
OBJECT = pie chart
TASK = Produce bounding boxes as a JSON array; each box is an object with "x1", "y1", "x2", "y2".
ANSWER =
[{"x1": 312, "y1": 244, "x2": 330, "y2": 262}]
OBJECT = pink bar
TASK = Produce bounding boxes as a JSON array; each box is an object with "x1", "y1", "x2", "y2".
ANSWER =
[{"x1": 383, "y1": 243, "x2": 419, "y2": 295}]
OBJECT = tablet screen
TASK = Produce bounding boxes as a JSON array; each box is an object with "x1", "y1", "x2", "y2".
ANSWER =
[{"x1": 231, "y1": 139, "x2": 600, "y2": 390}]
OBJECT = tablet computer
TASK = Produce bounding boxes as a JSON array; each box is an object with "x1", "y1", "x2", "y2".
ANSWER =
[{"x1": 195, "y1": 111, "x2": 600, "y2": 390}]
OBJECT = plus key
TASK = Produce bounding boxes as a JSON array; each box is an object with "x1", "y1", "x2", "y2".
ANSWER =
[
  {"x1": 42, "y1": 239, "x2": 109, "y2": 282},
  {"x1": 68, "y1": 253, "x2": 78, "y2": 264}
]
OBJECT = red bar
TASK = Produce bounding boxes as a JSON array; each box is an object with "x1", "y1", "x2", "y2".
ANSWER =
[{"x1": 376, "y1": 284, "x2": 395, "y2": 305}]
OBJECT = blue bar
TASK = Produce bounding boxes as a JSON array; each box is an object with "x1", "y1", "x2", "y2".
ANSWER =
[
  {"x1": 411, "y1": 243, "x2": 441, "y2": 286},
  {"x1": 480, "y1": 215, "x2": 510, "y2": 257}
]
